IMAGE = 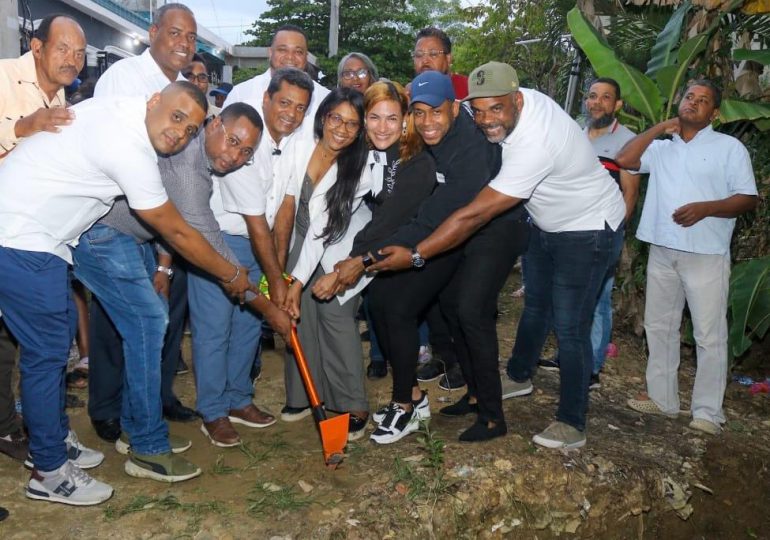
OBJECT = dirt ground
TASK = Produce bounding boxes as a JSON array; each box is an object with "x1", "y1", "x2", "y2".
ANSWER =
[{"x1": 1, "y1": 271, "x2": 769, "y2": 539}]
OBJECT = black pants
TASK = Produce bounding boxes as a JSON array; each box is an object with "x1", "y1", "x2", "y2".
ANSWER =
[
  {"x1": 425, "y1": 300, "x2": 457, "y2": 367},
  {"x1": 0, "y1": 321, "x2": 19, "y2": 436},
  {"x1": 88, "y1": 261, "x2": 188, "y2": 421},
  {"x1": 440, "y1": 215, "x2": 529, "y2": 423},
  {"x1": 368, "y1": 250, "x2": 463, "y2": 404}
]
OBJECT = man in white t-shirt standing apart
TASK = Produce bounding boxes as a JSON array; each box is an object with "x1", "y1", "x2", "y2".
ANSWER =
[
  {"x1": 618, "y1": 80, "x2": 757, "y2": 435},
  {"x1": 88, "y1": 3, "x2": 200, "y2": 445},
  {"x1": 371, "y1": 61, "x2": 627, "y2": 449}
]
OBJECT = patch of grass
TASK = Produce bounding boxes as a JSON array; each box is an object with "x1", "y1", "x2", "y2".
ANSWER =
[
  {"x1": 211, "y1": 453, "x2": 238, "y2": 475},
  {"x1": 103, "y1": 493, "x2": 227, "y2": 521},
  {"x1": 239, "y1": 441, "x2": 272, "y2": 469},
  {"x1": 247, "y1": 483, "x2": 313, "y2": 516},
  {"x1": 392, "y1": 425, "x2": 454, "y2": 504}
]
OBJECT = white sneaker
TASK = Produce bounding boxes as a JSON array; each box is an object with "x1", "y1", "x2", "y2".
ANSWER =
[
  {"x1": 501, "y1": 377, "x2": 533, "y2": 400},
  {"x1": 373, "y1": 391, "x2": 430, "y2": 424},
  {"x1": 26, "y1": 461, "x2": 113, "y2": 506},
  {"x1": 65, "y1": 430, "x2": 104, "y2": 469},
  {"x1": 418, "y1": 345, "x2": 432, "y2": 365},
  {"x1": 24, "y1": 429, "x2": 104, "y2": 470},
  {"x1": 370, "y1": 403, "x2": 419, "y2": 444}
]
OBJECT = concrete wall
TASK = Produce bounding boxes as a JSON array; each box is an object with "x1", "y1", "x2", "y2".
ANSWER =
[{"x1": 1, "y1": 0, "x2": 20, "y2": 57}]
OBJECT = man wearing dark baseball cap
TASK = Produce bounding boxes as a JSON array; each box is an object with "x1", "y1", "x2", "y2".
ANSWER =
[
  {"x1": 373, "y1": 61, "x2": 626, "y2": 450},
  {"x1": 364, "y1": 70, "x2": 528, "y2": 444}
]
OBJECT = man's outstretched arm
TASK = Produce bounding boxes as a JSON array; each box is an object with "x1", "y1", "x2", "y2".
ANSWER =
[{"x1": 368, "y1": 186, "x2": 522, "y2": 272}]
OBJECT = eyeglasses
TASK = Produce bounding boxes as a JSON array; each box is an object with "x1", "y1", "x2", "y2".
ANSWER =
[
  {"x1": 184, "y1": 72, "x2": 209, "y2": 83},
  {"x1": 326, "y1": 112, "x2": 361, "y2": 133},
  {"x1": 220, "y1": 121, "x2": 255, "y2": 165},
  {"x1": 412, "y1": 49, "x2": 445, "y2": 60},
  {"x1": 341, "y1": 68, "x2": 369, "y2": 81}
]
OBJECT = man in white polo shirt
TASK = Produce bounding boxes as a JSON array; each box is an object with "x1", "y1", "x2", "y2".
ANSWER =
[
  {"x1": 225, "y1": 24, "x2": 329, "y2": 133},
  {"x1": 0, "y1": 82, "x2": 246, "y2": 505},
  {"x1": 371, "y1": 61, "x2": 626, "y2": 449},
  {"x1": 188, "y1": 67, "x2": 314, "y2": 447},
  {"x1": 89, "y1": 2, "x2": 200, "y2": 442},
  {"x1": 618, "y1": 80, "x2": 757, "y2": 435}
]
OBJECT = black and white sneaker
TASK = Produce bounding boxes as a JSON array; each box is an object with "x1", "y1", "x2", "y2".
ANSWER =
[
  {"x1": 589, "y1": 373, "x2": 601, "y2": 391},
  {"x1": 348, "y1": 415, "x2": 368, "y2": 441},
  {"x1": 370, "y1": 403, "x2": 419, "y2": 444},
  {"x1": 24, "y1": 430, "x2": 104, "y2": 470},
  {"x1": 26, "y1": 461, "x2": 113, "y2": 506},
  {"x1": 372, "y1": 391, "x2": 430, "y2": 424}
]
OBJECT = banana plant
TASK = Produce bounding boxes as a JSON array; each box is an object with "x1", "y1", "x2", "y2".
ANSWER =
[
  {"x1": 729, "y1": 256, "x2": 770, "y2": 359},
  {"x1": 567, "y1": 3, "x2": 770, "y2": 129}
]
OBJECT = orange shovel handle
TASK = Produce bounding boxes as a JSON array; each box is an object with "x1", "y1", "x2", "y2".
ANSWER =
[{"x1": 289, "y1": 326, "x2": 322, "y2": 409}]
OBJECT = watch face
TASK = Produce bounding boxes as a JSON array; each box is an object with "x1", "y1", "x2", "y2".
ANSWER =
[{"x1": 411, "y1": 253, "x2": 425, "y2": 268}]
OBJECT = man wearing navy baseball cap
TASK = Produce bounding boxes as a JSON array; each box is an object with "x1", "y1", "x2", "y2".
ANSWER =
[{"x1": 361, "y1": 70, "x2": 529, "y2": 445}]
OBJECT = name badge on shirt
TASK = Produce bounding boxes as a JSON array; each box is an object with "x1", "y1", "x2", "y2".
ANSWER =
[{"x1": 436, "y1": 172, "x2": 446, "y2": 184}]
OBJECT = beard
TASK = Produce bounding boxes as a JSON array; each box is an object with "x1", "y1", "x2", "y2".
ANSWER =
[{"x1": 585, "y1": 111, "x2": 615, "y2": 129}]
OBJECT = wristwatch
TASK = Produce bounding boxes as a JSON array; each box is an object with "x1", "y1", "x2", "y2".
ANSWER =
[
  {"x1": 410, "y1": 248, "x2": 425, "y2": 268},
  {"x1": 361, "y1": 254, "x2": 375, "y2": 269},
  {"x1": 156, "y1": 265, "x2": 174, "y2": 279}
]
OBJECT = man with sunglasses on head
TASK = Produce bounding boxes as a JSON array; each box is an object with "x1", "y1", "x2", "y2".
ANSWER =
[
  {"x1": 89, "y1": 3, "x2": 200, "y2": 444},
  {"x1": 189, "y1": 68, "x2": 312, "y2": 445}
]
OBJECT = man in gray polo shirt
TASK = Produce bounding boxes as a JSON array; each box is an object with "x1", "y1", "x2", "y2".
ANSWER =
[{"x1": 72, "y1": 102, "x2": 292, "y2": 482}]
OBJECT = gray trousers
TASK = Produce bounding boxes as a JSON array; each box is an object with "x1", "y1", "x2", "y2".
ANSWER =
[
  {"x1": 0, "y1": 320, "x2": 20, "y2": 436},
  {"x1": 284, "y1": 268, "x2": 368, "y2": 412}
]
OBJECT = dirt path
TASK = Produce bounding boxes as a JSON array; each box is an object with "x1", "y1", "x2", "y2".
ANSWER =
[{"x1": 1, "y1": 272, "x2": 769, "y2": 539}]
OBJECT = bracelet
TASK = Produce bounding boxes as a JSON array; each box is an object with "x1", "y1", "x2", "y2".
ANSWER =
[{"x1": 223, "y1": 265, "x2": 240, "y2": 284}]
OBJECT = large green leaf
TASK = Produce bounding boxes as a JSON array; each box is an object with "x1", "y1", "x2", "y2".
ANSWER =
[
  {"x1": 662, "y1": 32, "x2": 710, "y2": 119},
  {"x1": 646, "y1": 0, "x2": 692, "y2": 77},
  {"x1": 733, "y1": 48, "x2": 770, "y2": 65},
  {"x1": 729, "y1": 256, "x2": 770, "y2": 358},
  {"x1": 719, "y1": 99, "x2": 770, "y2": 124},
  {"x1": 567, "y1": 7, "x2": 663, "y2": 123}
]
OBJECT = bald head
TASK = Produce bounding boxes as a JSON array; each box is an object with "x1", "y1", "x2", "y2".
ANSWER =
[{"x1": 145, "y1": 81, "x2": 207, "y2": 156}]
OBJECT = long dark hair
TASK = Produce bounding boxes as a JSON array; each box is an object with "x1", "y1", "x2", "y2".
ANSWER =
[{"x1": 314, "y1": 87, "x2": 368, "y2": 246}]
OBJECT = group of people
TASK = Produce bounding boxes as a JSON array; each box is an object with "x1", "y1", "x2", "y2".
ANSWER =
[{"x1": 0, "y1": 1, "x2": 757, "y2": 511}]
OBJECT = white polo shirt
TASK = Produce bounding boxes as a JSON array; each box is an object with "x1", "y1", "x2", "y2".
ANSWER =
[
  {"x1": 636, "y1": 125, "x2": 757, "y2": 255},
  {"x1": 224, "y1": 68, "x2": 329, "y2": 139},
  {"x1": 489, "y1": 88, "x2": 625, "y2": 232},
  {"x1": 94, "y1": 48, "x2": 184, "y2": 98},
  {"x1": 213, "y1": 104, "x2": 309, "y2": 237},
  {"x1": 0, "y1": 97, "x2": 168, "y2": 262}
]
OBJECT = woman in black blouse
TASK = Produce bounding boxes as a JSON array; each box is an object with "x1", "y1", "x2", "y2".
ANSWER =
[{"x1": 312, "y1": 81, "x2": 437, "y2": 444}]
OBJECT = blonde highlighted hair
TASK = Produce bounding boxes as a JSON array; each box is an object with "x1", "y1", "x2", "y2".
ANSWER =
[{"x1": 363, "y1": 81, "x2": 423, "y2": 162}]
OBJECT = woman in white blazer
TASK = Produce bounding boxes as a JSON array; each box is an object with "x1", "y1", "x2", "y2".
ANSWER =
[{"x1": 281, "y1": 88, "x2": 372, "y2": 441}]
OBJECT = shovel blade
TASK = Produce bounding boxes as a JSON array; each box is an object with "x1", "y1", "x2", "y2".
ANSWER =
[{"x1": 318, "y1": 413, "x2": 349, "y2": 467}]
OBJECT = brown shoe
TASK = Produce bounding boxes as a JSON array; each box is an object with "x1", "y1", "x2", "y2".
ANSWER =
[
  {"x1": 200, "y1": 417, "x2": 241, "y2": 447},
  {"x1": 0, "y1": 428, "x2": 28, "y2": 462},
  {"x1": 228, "y1": 403, "x2": 276, "y2": 428}
]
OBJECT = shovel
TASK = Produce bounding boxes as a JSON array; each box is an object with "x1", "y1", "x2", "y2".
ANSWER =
[
  {"x1": 259, "y1": 274, "x2": 349, "y2": 468},
  {"x1": 287, "y1": 327, "x2": 349, "y2": 468}
]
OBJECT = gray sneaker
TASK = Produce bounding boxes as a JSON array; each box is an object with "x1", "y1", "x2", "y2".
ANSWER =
[
  {"x1": 115, "y1": 433, "x2": 192, "y2": 455},
  {"x1": 26, "y1": 430, "x2": 104, "y2": 470},
  {"x1": 501, "y1": 377, "x2": 533, "y2": 399},
  {"x1": 532, "y1": 421, "x2": 586, "y2": 449},
  {"x1": 26, "y1": 461, "x2": 113, "y2": 506},
  {"x1": 124, "y1": 451, "x2": 202, "y2": 483}
]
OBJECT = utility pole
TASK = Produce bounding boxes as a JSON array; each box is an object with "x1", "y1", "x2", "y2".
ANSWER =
[
  {"x1": 1, "y1": 0, "x2": 20, "y2": 57},
  {"x1": 328, "y1": 0, "x2": 339, "y2": 57}
]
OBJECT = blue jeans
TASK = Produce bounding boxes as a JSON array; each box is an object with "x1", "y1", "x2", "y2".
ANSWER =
[
  {"x1": 591, "y1": 275, "x2": 614, "y2": 374},
  {"x1": 72, "y1": 224, "x2": 170, "y2": 455},
  {"x1": 507, "y1": 222, "x2": 624, "y2": 431},
  {"x1": 0, "y1": 248, "x2": 74, "y2": 471},
  {"x1": 188, "y1": 235, "x2": 263, "y2": 422}
]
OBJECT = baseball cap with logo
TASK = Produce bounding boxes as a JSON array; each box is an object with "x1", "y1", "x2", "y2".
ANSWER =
[
  {"x1": 464, "y1": 62, "x2": 519, "y2": 101},
  {"x1": 409, "y1": 71, "x2": 455, "y2": 107}
]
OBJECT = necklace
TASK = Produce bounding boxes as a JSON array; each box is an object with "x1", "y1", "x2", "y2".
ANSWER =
[{"x1": 384, "y1": 158, "x2": 401, "y2": 195}]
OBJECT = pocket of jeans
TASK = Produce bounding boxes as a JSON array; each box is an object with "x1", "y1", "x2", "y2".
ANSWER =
[{"x1": 84, "y1": 225, "x2": 122, "y2": 245}]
